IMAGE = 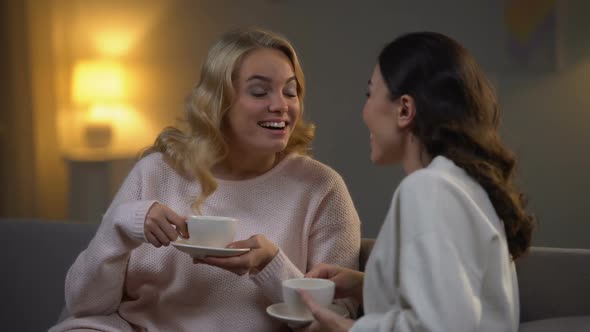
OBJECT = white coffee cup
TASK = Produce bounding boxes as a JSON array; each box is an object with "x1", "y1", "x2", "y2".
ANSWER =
[
  {"x1": 282, "y1": 278, "x2": 335, "y2": 317},
  {"x1": 183, "y1": 215, "x2": 238, "y2": 248}
]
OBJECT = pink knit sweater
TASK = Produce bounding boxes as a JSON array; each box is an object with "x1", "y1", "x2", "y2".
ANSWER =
[{"x1": 50, "y1": 152, "x2": 361, "y2": 332}]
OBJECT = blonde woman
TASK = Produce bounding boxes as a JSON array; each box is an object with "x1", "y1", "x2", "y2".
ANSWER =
[{"x1": 51, "y1": 28, "x2": 360, "y2": 332}]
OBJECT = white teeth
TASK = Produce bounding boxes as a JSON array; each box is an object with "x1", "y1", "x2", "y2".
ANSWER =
[{"x1": 259, "y1": 121, "x2": 286, "y2": 129}]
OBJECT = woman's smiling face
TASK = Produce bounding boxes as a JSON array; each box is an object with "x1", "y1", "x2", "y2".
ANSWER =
[
  {"x1": 362, "y1": 65, "x2": 404, "y2": 165},
  {"x1": 224, "y1": 47, "x2": 300, "y2": 156}
]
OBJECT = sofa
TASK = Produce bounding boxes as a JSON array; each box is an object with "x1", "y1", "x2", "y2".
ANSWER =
[{"x1": 1, "y1": 218, "x2": 589, "y2": 331}]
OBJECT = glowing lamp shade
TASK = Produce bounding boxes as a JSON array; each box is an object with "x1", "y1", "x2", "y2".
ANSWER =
[{"x1": 72, "y1": 60, "x2": 126, "y2": 104}]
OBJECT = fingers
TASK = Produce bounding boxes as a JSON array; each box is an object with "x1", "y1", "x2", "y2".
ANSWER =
[
  {"x1": 200, "y1": 255, "x2": 247, "y2": 268},
  {"x1": 151, "y1": 224, "x2": 172, "y2": 246},
  {"x1": 298, "y1": 290, "x2": 343, "y2": 326},
  {"x1": 145, "y1": 232, "x2": 162, "y2": 247},
  {"x1": 144, "y1": 203, "x2": 188, "y2": 247},
  {"x1": 164, "y1": 208, "x2": 188, "y2": 238},
  {"x1": 305, "y1": 263, "x2": 335, "y2": 279},
  {"x1": 298, "y1": 289, "x2": 320, "y2": 311},
  {"x1": 195, "y1": 255, "x2": 251, "y2": 275},
  {"x1": 192, "y1": 234, "x2": 277, "y2": 276},
  {"x1": 293, "y1": 321, "x2": 321, "y2": 332},
  {"x1": 227, "y1": 234, "x2": 260, "y2": 249},
  {"x1": 299, "y1": 290, "x2": 355, "y2": 331},
  {"x1": 226, "y1": 239, "x2": 252, "y2": 249},
  {"x1": 305, "y1": 264, "x2": 325, "y2": 278},
  {"x1": 161, "y1": 222, "x2": 180, "y2": 242}
]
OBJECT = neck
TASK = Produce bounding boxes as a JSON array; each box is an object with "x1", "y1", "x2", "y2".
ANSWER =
[
  {"x1": 213, "y1": 149, "x2": 279, "y2": 180},
  {"x1": 401, "y1": 134, "x2": 431, "y2": 175}
]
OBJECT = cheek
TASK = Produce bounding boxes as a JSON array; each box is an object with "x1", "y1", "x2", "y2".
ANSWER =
[
  {"x1": 366, "y1": 108, "x2": 396, "y2": 146},
  {"x1": 228, "y1": 100, "x2": 261, "y2": 123},
  {"x1": 226, "y1": 107, "x2": 244, "y2": 126},
  {"x1": 289, "y1": 100, "x2": 301, "y2": 117},
  {"x1": 285, "y1": 104, "x2": 300, "y2": 129},
  {"x1": 239, "y1": 98, "x2": 265, "y2": 114},
  {"x1": 225, "y1": 105, "x2": 250, "y2": 134},
  {"x1": 362, "y1": 102, "x2": 379, "y2": 131}
]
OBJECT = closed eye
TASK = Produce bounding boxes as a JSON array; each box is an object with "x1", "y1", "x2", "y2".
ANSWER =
[{"x1": 249, "y1": 87, "x2": 268, "y2": 97}]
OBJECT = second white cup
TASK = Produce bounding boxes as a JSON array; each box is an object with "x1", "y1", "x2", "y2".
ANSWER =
[
  {"x1": 282, "y1": 278, "x2": 335, "y2": 317},
  {"x1": 183, "y1": 215, "x2": 238, "y2": 248}
]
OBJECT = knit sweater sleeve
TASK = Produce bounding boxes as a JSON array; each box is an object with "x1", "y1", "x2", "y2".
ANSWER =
[
  {"x1": 306, "y1": 175, "x2": 361, "y2": 271},
  {"x1": 250, "y1": 173, "x2": 361, "y2": 310},
  {"x1": 351, "y1": 171, "x2": 488, "y2": 332},
  {"x1": 306, "y1": 174, "x2": 362, "y2": 316},
  {"x1": 65, "y1": 160, "x2": 158, "y2": 317}
]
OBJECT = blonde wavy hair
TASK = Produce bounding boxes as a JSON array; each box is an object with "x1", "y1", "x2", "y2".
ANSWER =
[{"x1": 143, "y1": 28, "x2": 315, "y2": 213}]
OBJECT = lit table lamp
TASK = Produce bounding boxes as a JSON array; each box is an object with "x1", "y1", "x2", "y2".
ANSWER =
[
  {"x1": 71, "y1": 60, "x2": 126, "y2": 149},
  {"x1": 67, "y1": 60, "x2": 136, "y2": 222}
]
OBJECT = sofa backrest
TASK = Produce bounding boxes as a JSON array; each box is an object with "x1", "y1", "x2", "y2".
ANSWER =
[
  {"x1": 359, "y1": 238, "x2": 590, "y2": 323},
  {"x1": 0, "y1": 219, "x2": 98, "y2": 332},
  {"x1": 516, "y1": 246, "x2": 590, "y2": 322}
]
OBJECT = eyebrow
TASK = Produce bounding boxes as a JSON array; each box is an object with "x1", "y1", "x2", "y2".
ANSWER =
[{"x1": 246, "y1": 75, "x2": 297, "y2": 84}]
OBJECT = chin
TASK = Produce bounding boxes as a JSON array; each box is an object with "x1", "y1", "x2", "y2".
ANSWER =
[
  {"x1": 371, "y1": 158, "x2": 387, "y2": 166},
  {"x1": 263, "y1": 143, "x2": 289, "y2": 154},
  {"x1": 371, "y1": 152, "x2": 395, "y2": 166},
  {"x1": 370, "y1": 154, "x2": 383, "y2": 165}
]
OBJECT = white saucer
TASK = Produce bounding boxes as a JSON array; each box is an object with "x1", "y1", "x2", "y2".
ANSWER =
[
  {"x1": 266, "y1": 303, "x2": 349, "y2": 328},
  {"x1": 171, "y1": 241, "x2": 250, "y2": 259}
]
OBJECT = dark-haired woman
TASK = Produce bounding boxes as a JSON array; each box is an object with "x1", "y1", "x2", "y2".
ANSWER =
[{"x1": 299, "y1": 32, "x2": 535, "y2": 332}]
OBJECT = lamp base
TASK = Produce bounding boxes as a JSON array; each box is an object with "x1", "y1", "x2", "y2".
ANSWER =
[{"x1": 84, "y1": 124, "x2": 112, "y2": 148}]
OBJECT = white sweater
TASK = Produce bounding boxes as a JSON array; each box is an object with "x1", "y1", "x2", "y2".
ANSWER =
[
  {"x1": 351, "y1": 156, "x2": 519, "y2": 332},
  {"x1": 51, "y1": 152, "x2": 360, "y2": 332}
]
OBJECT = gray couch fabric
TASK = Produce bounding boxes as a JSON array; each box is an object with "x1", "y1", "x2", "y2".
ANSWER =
[
  {"x1": 519, "y1": 316, "x2": 590, "y2": 332},
  {"x1": 1, "y1": 219, "x2": 589, "y2": 332},
  {"x1": 517, "y1": 247, "x2": 590, "y2": 322},
  {"x1": 0, "y1": 219, "x2": 98, "y2": 332}
]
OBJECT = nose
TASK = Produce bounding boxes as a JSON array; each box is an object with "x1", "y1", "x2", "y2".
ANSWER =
[{"x1": 268, "y1": 93, "x2": 288, "y2": 113}]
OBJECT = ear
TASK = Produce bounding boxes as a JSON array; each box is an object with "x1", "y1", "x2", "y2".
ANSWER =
[{"x1": 396, "y1": 94, "x2": 416, "y2": 129}]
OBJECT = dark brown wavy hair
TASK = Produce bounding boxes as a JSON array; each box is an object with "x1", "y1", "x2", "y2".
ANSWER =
[{"x1": 378, "y1": 32, "x2": 535, "y2": 259}]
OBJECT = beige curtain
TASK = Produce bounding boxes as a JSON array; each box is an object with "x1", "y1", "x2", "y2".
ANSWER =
[{"x1": 0, "y1": 0, "x2": 66, "y2": 219}]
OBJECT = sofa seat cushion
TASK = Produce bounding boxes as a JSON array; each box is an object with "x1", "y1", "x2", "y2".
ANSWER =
[{"x1": 519, "y1": 316, "x2": 590, "y2": 332}]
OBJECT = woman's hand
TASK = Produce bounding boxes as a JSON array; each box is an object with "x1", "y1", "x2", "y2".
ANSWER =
[
  {"x1": 144, "y1": 202, "x2": 188, "y2": 247},
  {"x1": 194, "y1": 234, "x2": 279, "y2": 275},
  {"x1": 295, "y1": 289, "x2": 355, "y2": 332},
  {"x1": 306, "y1": 263, "x2": 365, "y2": 303}
]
